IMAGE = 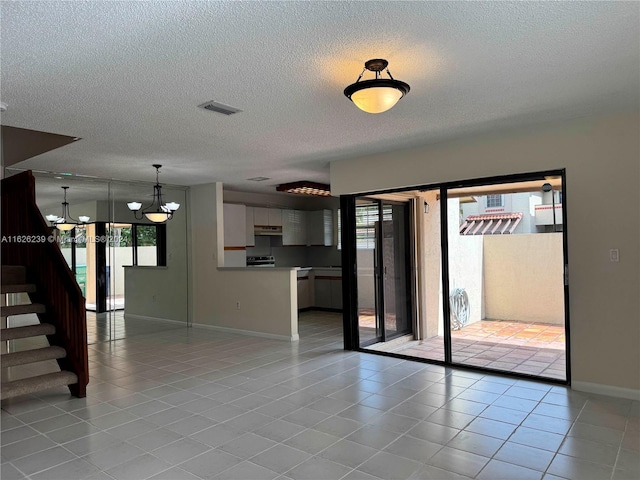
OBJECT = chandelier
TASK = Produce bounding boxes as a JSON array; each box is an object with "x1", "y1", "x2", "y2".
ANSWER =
[
  {"x1": 46, "y1": 186, "x2": 90, "y2": 231},
  {"x1": 344, "y1": 59, "x2": 410, "y2": 114},
  {"x1": 127, "y1": 164, "x2": 180, "y2": 223}
]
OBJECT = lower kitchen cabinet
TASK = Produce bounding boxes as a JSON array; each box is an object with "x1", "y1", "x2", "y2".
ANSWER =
[
  {"x1": 330, "y1": 279, "x2": 342, "y2": 309},
  {"x1": 314, "y1": 274, "x2": 342, "y2": 310},
  {"x1": 297, "y1": 276, "x2": 312, "y2": 309},
  {"x1": 314, "y1": 278, "x2": 332, "y2": 309}
]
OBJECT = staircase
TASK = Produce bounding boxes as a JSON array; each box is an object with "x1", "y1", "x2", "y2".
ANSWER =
[
  {"x1": 1, "y1": 266, "x2": 79, "y2": 400},
  {"x1": 2, "y1": 171, "x2": 89, "y2": 400}
]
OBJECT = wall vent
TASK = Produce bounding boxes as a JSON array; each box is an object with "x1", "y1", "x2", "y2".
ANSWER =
[{"x1": 198, "y1": 101, "x2": 242, "y2": 116}]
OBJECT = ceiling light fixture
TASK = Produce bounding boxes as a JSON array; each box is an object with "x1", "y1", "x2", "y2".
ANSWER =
[
  {"x1": 127, "y1": 164, "x2": 180, "y2": 223},
  {"x1": 344, "y1": 59, "x2": 410, "y2": 114},
  {"x1": 276, "y1": 181, "x2": 331, "y2": 197},
  {"x1": 46, "y1": 186, "x2": 90, "y2": 231}
]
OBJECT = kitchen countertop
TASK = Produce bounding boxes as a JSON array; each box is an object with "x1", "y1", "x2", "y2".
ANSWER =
[{"x1": 217, "y1": 266, "x2": 341, "y2": 272}]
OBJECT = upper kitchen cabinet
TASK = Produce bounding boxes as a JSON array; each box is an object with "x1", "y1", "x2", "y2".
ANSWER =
[
  {"x1": 223, "y1": 203, "x2": 246, "y2": 267},
  {"x1": 282, "y1": 210, "x2": 307, "y2": 246},
  {"x1": 245, "y1": 206, "x2": 255, "y2": 247},
  {"x1": 307, "y1": 209, "x2": 334, "y2": 246},
  {"x1": 254, "y1": 207, "x2": 283, "y2": 227}
]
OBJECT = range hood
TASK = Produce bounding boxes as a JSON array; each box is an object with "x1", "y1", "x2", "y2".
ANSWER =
[{"x1": 254, "y1": 226, "x2": 282, "y2": 235}]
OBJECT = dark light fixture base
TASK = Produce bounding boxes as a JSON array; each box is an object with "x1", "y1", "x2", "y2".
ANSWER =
[{"x1": 364, "y1": 59, "x2": 388, "y2": 72}]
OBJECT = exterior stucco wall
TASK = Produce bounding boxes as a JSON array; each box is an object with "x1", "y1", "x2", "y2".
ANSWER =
[{"x1": 483, "y1": 234, "x2": 564, "y2": 324}]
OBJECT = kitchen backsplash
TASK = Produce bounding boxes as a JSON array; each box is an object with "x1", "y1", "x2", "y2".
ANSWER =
[{"x1": 246, "y1": 236, "x2": 341, "y2": 268}]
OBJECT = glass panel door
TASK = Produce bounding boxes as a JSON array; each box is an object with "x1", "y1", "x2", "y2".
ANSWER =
[
  {"x1": 357, "y1": 198, "x2": 413, "y2": 348},
  {"x1": 447, "y1": 176, "x2": 567, "y2": 381},
  {"x1": 356, "y1": 199, "x2": 380, "y2": 346},
  {"x1": 380, "y1": 201, "x2": 412, "y2": 341}
]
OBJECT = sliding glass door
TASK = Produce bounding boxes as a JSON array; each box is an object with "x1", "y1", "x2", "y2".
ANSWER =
[
  {"x1": 345, "y1": 170, "x2": 569, "y2": 383},
  {"x1": 356, "y1": 198, "x2": 413, "y2": 348},
  {"x1": 447, "y1": 177, "x2": 566, "y2": 380}
]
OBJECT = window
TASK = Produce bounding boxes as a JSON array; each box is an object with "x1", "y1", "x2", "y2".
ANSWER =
[
  {"x1": 337, "y1": 204, "x2": 392, "y2": 250},
  {"x1": 486, "y1": 194, "x2": 504, "y2": 208},
  {"x1": 355, "y1": 204, "x2": 392, "y2": 249},
  {"x1": 107, "y1": 223, "x2": 166, "y2": 266}
]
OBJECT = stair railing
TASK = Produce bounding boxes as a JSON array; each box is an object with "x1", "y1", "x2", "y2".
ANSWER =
[{"x1": 1, "y1": 171, "x2": 88, "y2": 397}]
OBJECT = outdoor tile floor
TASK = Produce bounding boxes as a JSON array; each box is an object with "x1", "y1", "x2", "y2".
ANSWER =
[
  {"x1": 2, "y1": 311, "x2": 638, "y2": 479},
  {"x1": 363, "y1": 316, "x2": 566, "y2": 380}
]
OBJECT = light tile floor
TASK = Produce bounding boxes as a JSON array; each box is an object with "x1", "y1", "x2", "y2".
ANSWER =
[
  {"x1": 86, "y1": 311, "x2": 186, "y2": 345},
  {"x1": 1, "y1": 311, "x2": 638, "y2": 480}
]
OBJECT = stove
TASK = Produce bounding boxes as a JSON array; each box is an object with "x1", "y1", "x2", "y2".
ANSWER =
[{"x1": 246, "y1": 255, "x2": 275, "y2": 267}]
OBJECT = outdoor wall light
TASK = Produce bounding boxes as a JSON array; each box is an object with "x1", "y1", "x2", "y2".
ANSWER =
[{"x1": 344, "y1": 59, "x2": 410, "y2": 114}]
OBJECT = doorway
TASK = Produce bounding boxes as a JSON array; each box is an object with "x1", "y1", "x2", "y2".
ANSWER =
[
  {"x1": 356, "y1": 199, "x2": 413, "y2": 347},
  {"x1": 344, "y1": 170, "x2": 570, "y2": 383}
]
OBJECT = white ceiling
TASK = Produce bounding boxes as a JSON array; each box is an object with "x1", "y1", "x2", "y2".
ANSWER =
[{"x1": 1, "y1": 1, "x2": 638, "y2": 193}]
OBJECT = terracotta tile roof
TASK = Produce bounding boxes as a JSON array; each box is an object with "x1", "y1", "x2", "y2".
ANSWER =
[{"x1": 460, "y1": 212, "x2": 523, "y2": 235}]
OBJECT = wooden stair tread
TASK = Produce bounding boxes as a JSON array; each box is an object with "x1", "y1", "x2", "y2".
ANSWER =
[
  {"x1": 1, "y1": 266, "x2": 26, "y2": 285},
  {"x1": 1, "y1": 371, "x2": 78, "y2": 400},
  {"x1": 1, "y1": 283, "x2": 37, "y2": 294},
  {"x1": 1, "y1": 303, "x2": 46, "y2": 317},
  {"x1": 0, "y1": 323, "x2": 55, "y2": 341},
  {"x1": 2, "y1": 346, "x2": 67, "y2": 367}
]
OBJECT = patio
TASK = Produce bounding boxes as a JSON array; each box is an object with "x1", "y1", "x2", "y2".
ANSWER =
[{"x1": 361, "y1": 316, "x2": 566, "y2": 381}]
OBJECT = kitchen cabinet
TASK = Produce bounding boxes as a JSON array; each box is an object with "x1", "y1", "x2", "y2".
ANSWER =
[
  {"x1": 313, "y1": 270, "x2": 342, "y2": 310},
  {"x1": 223, "y1": 203, "x2": 246, "y2": 267},
  {"x1": 269, "y1": 208, "x2": 283, "y2": 226},
  {"x1": 245, "y1": 206, "x2": 255, "y2": 247},
  {"x1": 224, "y1": 203, "x2": 246, "y2": 247},
  {"x1": 254, "y1": 207, "x2": 283, "y2": 227},
  {"x1": 330, "y1": 279, "x2": 342, "y2": 309},
  {"x1": 307, "y1": 209, "x2": 333, "y2": 246},
  {"x1": 297, "y1": 275, "x2": 312, "y2": 310},
  {"x1": 314, "y1": 278, "x2": 332, "y2": 309},
  {"x1": 283, "y1": 209, "x2": 307, "y2": 246}
]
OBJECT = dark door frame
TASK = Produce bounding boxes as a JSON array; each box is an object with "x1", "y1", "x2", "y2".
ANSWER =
[{"x1": 341, "y1": 169, "x2": 571, "y2": 385}]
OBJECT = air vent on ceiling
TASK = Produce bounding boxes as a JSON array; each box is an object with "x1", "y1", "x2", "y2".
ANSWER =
[{"x1": 198, "y1": 101, "x2": 242, "y2": 116}]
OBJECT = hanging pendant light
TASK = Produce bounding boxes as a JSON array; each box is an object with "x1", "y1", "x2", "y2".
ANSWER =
[
  {"x1": 47, "y1": 186, "x2": 90, "y2": 231},
  {"x1": 127, "y1": 164, "x2": 180, "y2": 223},
  {"x1": 344, "y1": 59, "x2": 410, "y2": 114}
]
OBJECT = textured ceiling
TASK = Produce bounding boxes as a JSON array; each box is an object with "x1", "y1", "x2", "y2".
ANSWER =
[{"x1": 1, "y1": 1, "x2": 638, "y2": 193}]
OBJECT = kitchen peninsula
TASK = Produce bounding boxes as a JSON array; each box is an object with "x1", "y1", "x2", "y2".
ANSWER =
[
  {"x1": 192, "y1": 185, "x2": 342, "y2": 343},
  {"x1": 216, "y1": 265, "x2": 342, "y2": 341}
]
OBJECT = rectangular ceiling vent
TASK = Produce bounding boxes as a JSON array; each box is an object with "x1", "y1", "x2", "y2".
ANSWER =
[{"x1": 198, "y1": 101, "x2": 242, "y2": 116}]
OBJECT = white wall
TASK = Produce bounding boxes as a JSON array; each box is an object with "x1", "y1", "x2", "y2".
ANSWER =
[
  {"x1": 123, "y1": 187, "x2": 189, "y2": 323},
  {"x1": 331, "y1": 112, "x2": 640, "y2": 393},
  {"x1": 190, "y1": 183, "x2": 298, "y2": 340},
  {"x1": 356, "y1": 249, "x2": 375, "y2": 310},
  {"x1": 447, "y1": 198, "x2": 484, "y2": 331}
]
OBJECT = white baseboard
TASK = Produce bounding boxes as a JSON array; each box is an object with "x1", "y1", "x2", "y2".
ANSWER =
[
  {"x1": 191, "y1": 322, "x2": 299, "y2": 342},
  {"x1": 572, "y1": 381, "x2": 640, "y2": 401},
  {"x1": 123, "y1": 313, "x2": 187, "y2": 326},
  {"x1": 123, "y1": 313, "x2": 299, "y2": 342}
]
